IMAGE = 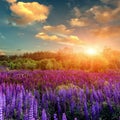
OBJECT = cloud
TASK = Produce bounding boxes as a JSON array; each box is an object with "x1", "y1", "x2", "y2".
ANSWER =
[
  {"x1": 36, "y1": 32, "x2": 59, "y2": 41},
  {"x1": 91, "y1": 25, "x2": 120, "y2": 38},
  {"x1": 36, "y1": 32, "x2": 83, "y2": 45},
  {"x1": 100, "y1": 0, "x2": 120, "y2": 6},
  {"x1": 72, "y1": 7, "x2": 81, "y2": 17},
  {"x1": 7, "y1": 1, "x2": 50, "y2": 25},
  {"x1": 0, "y1": 33, "x2": 6, "y2": 39},
  {"x1": 17, "y1": 32, "x2": 24, "y2": 36},
  {"x1": 6, "y1": 0, "x2": 16, "y2": 4},
  {"x1": 43, "y1": 24, "x2": 74, "y2": 35},
  {"x1": 35, "y1": 25, "x2": 83, "y2": 45},
  {"x1": 0, "y1": 50, "x2": 6, "y2": 55},
  {"x1": 69, "y1": 18, "x2": 89, "y2": 27},
  {"x1": 100, "y1": 0, "x2": 111, "y2": 4},
  {"x1": 69, "y1": 7, "x2": 90, "y2": 27},
  {"x1": 88, "y1": 5, "x2": 120, "y2": 23},
  {"x1": 69, "y1": 1, "x2": 120, "y2": 27}
]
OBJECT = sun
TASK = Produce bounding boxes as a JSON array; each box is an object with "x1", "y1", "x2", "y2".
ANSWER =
[{"x1": 85, "y1": 48, "x2": 98, "y2": 56}]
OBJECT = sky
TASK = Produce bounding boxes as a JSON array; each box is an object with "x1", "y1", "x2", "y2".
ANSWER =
[{"x1": 0, "y1": 0, "x2": 120, "y2": 55}]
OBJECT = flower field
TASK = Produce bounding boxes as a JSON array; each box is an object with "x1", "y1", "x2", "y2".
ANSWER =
[{"x1": 0, "y1": 70, "x2": 120, "y2": 120}]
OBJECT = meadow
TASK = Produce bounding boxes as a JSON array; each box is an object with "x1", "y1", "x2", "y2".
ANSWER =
[{"x1": 0, "y1": 48, "x2": 120, "y2": 120}]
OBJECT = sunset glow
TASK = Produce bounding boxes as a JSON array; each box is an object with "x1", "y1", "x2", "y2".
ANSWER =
[
  {"x1": 0, "y1": 0, "x2": 120, "y2": 119},
  {"x1": 85, "y1": 48, "x2": 98, "y2": 56},
  {"x1": 0, "y1": 0, "x2": 119, "y2": 55}
]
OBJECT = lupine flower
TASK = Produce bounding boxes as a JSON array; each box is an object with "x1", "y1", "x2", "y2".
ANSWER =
[
  {"x1": 74, "y1": 118, "x2": 77, "y2": 120},
  {"x1": 33, "y1": 99, "x2": 38, "y2": 119},
  {"x1": 70, "y1": 100, "x2": 75, "y2": 113},
  {"x1": 91, "y1": 104, "x2": 96, "y2": 120},
  {"x1": 94, "y1": 102, "x2": 100, "y2": 118},
  {"x1": 0, "y1": 70, "x2": 120, "y2": 119},
  {"x1": 62, "y1": 113, "x2": 67, "y2": 120},
  {"x1": 106, "y1": 97, "x2": 113, "y2": 113},
  {"x1": 2, "y1": 93, "x2": 6, "y2": 113},
  {"x1": 17, "y1": 91, "x2": 23, "y2": 117},
  {"x1": 84, "y1": 101, "x2": 89, "y2": 120},
  {"x1": 54, "y1": 113, "x2": 58, "y2": 120},
  {"x1": 0, "y1": 93, "x2": 3, "y2": 120},
  {"x1": 11, "y1": 95, "x2": 15, "y2": 116},
  {"x1": 57, "y1": 97, "x2": 62, "y2": 115},
  {"x1": 23, "y1": 110, "x2": 28, "y2": 120},
  {"x1": 28, "y1": 95, "x2": 34, "y2": 120},
  {"x1": 42, "y1": 109, "x2": 47, "y2": 120},
  {"x1": 6, "y1": 104, "x2": 11, "y2": 118}
]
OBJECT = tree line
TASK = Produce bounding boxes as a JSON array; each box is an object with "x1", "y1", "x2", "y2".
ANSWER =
[{"x1": 0, "y1": 48, "x2": 120, "y2": 72}]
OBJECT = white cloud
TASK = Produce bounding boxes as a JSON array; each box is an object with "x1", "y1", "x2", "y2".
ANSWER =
[
  {"x1": 0, "y1": 33, "x2": 6, "y2": 39},
  {"x1": 73, "y1": 7, "x2": 81, "y2": 17}
]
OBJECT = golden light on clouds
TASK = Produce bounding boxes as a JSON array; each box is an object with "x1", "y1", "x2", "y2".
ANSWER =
[
  {"x1": 35, "y1": 25, "x2": 83, "y2": 45},
  {"x1": 69, "y1": 18, "x2": 89, "y2": 27},
  {"x1": 35, "y1": 31, "x2": 83, "y2": 45},
  {"x1": 35, "y1": 24, "x2": 84, "y2": 45},
  {"x1": 0, "y1": 50, "x2": 6, "y2": 55},
  {"x1": 89, "y1": 4, "x2": 120, "y2": 23},
  {"x1": 3, "y1": 0, "x2": 120, "y2": 53},
  {"x1": 36, "y1": 32, "x2": 59, "y2": 41},
  {"x1": 43, "y1": 25, "x2": 73, "y2": 35},
  {"x1": 6, "y1": 0, "x2": 16, "y2": 4},
  {"x1": 7, "y1": 1, "x2": 50, "y2": 25},
  {"x1": 91, "y1": 26, "x2": 120, "y2": 38}
]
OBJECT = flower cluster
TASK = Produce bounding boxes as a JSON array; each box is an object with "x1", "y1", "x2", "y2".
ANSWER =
[
  {"x1": 0, "y1": 70, "x2": 120, "y2": 119},
  {"x1": 0, "y1": 84, "x2": 38, "y2": 120}
]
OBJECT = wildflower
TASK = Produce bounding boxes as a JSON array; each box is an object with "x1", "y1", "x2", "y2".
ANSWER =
[{"x1": 42, "y1": 109, "x2": 47, "y2": 120}]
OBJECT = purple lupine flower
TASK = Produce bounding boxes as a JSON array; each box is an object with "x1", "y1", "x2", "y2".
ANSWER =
[
  {"x1": 62, "y1": 113, "x2": 67, "y2": 120},
  {"x1": 23, "y1": 92, "x2": 29, "y2": 111},
  {"x1": 57, "y1": 97, "x2": 61, "y2": 115},
  {"x1": 86, "y1": 86, "x2": 89, "y2": 96},
  {"x1": 54, "y1": 113, "x2": 58, "y2": 120},
  {"x1": 42, "y1": 109, "x2": 47, "y2": 120},
  {"x1": 11, "y1": 95, "x2": 15, "y2": 116},
  {"x1": 91, "y1": 104, "x2": 96, "y2": 120},
  {"x1": 28, "y1": 95, "x2": 34, "y2": 120},
  {"x1": 92, "y1": 89, "x2": 99, "y2": 102},
  {"x1": 84, "y1": 101, "x2": 89, "y2": 120},
  {"x1": 6, "y1": 85, "x2": 10, "y2": 104},
  {"x1": 95, "y1": 101, "x2": 100, "y2": 118},
  {"x1": 17, "y1": 91, "x2": 23, "y2": 118},
  {"x1": 34, "y1": 90, "x2": 40, "y2": 102},
  {"x1": 42, "y1": 94, "x2": 46, "y2": 108},
  {"x1": 104, "y1": 86, "x2": 111, "y2": 98},
  {"x1": 79, "y1": 89, "x2": 85, "y2": 103},
  {"x1": 97, "y1": 90, "x2": 104, "y2": 102},
  {"x1": 6, "y1": 104, "x2": 11, "y2": 118},
  {"x1": 0, "y1": 93, "x2": 3, "y2": 120},
  {"x1": 70, "y1": 100, "x2": 75, "y2": 114},
  {"x1": 23, "y1": 110, "x2": 28, "y2": 120},
  {"x1": 33, "y1": 99, "x2": 38, "y2": 119},
  {"x1": 90, "y1": 93, "x2": 94, "y2": 104},
  {"x1": 106, "y1": 97, "x2": 113, "y2": 113},
  {"x1": 2, "y1": 93, "x2": 6, "y2": 114},
  {"x1": 113, "y1": 89, "x2": 119, "y2": 104},
  {"x1": 74, "y1": 118, "x2": 77, "y2": 120}
]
